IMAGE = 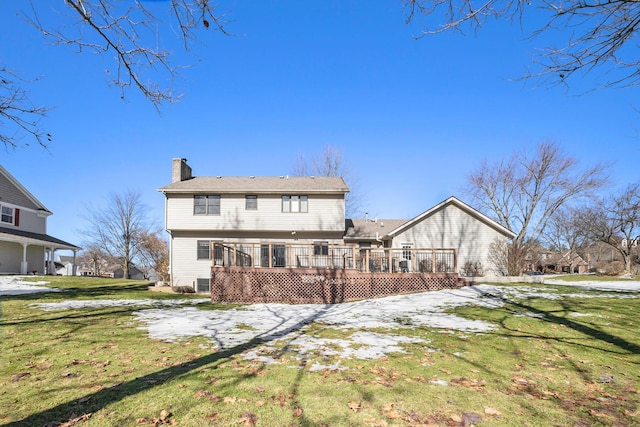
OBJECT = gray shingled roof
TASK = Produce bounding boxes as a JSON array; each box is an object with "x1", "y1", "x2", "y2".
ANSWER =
[
  {"x1": 0, "y1": 226, "x2": 79, "y2": 250},
  {"x1": 159, "y1": 176, "x2": 349, "y2": 194},
  {"x1": 344, "y1": 219, "x2": 408, "y2": 240}
]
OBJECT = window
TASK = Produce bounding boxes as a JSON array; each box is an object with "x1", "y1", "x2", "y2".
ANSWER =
[
  {"x1": 197, "y1": 240, "x2": 211, "y2": 260},
  {"x1": 196, "y1": 278, "x2": 210, "y2": 293},
  {"x1": 1, "y1": 206, "x2": 13, "y2": 224},
  {"x1": 194, "y1": 195, "x2": 220, "y2": 215},
  {"x1": 313, "y1": 241, "x2": 329, "y2": 256},
  {"x1": 402, "y1": 243, "x2": 413, "y2": 261},
  {"x1": 245, "y1": 195, "x2": 258, "y2": 210},
  {"x1": 281, "y1": 195, "x2": 308, "y2": 213}
]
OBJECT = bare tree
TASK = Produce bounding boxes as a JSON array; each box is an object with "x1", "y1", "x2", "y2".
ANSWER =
[
  {"x1": 83, "y1": 190, "x2": 151, "y2": 279},
  {"x1": 466, "y1": 140, "x2": 609, "y2": 275},
  {"x1": 487, "y1": 237, "x2": 510, "y2": 276},
  {"x1": 542, "y1": 205, "x2": 591, "y2": 273},
  {"x1": 580, "y1": 183, "x2": 640, "y2": 275},
  {"x1": 138, "y1": 229, "x2": 170, "y2": 282},
  {"x1": 1, "y1": 68, "x2": 51, "y2": 150},
  {"x1": 77, "y1": 244, "x2": 113, "y2": 276},
  {"x1": 292, "y1": 145, "x2": 365, "y2": 217},
  {"x1": 4, "y1": 1, "x2": 228, "y2": 149},
  {"x1": 403, "y1": 0, "x2": 640, "y2": 88}
]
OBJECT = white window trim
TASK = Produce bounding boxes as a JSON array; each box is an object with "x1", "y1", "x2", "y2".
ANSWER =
[
  {"x1": 281, "y1": 195, "x2": 308, "y2": 213},
  {"x1": 1, "y1": 205, "x2": 14, "y2": 224}
]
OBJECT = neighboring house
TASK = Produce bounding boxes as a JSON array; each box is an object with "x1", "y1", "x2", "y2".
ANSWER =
[
  {"x1": 160, "y1": 159, "x2": 516, "y2": 292},
  {"x1": 527, "y1": 247, "x2": 590, "y2": 274},
  {"x1": 57, "y1": 255, "x2": 82, "y2": 276},
  {"x1": 112, "y1": 265, "x2": 146, "y2": 280},
  {"x1": 0, "y1": 165, "x2": 79, "y2": 275}
]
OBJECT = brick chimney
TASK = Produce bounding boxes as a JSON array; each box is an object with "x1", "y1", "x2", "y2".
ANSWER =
[{"x1": 172, "y1": 158, "x2": 192, "y2": 183}]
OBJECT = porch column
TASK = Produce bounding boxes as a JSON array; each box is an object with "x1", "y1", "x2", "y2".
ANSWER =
[
  {"x1": 72, "y1": 249, "x2": 78, "y2": 276},
  {"x1": 20, "y1": 243, "x2": 28, "y2": 274},
  {"x1": 45, "y1": 247, "x2": 55, "y2": 275}
]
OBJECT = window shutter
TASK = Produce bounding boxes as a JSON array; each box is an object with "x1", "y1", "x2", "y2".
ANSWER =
[{"x1": 14, "y1": 208, "x2": 20, "y2": 226}]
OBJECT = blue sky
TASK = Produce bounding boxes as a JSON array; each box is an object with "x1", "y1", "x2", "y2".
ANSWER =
[{"x1": 1, "y1": 1, "x2": 639, "y2": 248}]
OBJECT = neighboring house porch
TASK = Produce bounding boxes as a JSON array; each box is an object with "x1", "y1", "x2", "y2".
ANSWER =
[{"x1": 0, "y1": 226, "x2": 79, "y2": 275}]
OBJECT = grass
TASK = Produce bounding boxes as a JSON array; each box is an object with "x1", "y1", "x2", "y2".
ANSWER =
[
  {"x1": 546, "y1": 273, "x2": 640, "y2": 282},
  {"x1": 1, "y1": 276, "x2": 639, "y2": 426}
]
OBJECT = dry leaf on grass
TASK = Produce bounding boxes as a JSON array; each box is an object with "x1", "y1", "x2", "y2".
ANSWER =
[
  {"x1": 484, "y1": 407, "x2": 502, "y2": 417},
  {"x1": 240, "y1": 411, "x2": 257, "y2": 427},
  {"x1": 46, "y1": 413, "x2": 92, "y2": 427},
  {"x1": 293, "y1": 406, "x2": 304, "y2": 418},
  {"x1": 204, "y1": 413, "x2": 219, "y2": 421},
  {"x1": 194, "y1": 390, "x2": 211, "y2": 398},
  {"x1": 10, "y1": 372, "x2": 31, "y2": 382},
  {"x1": 364, "y1": 419, "x2": 388, "y2": 427},
  {"x1": 348, "y1": 401, "x2": 362, "y2": 412}
]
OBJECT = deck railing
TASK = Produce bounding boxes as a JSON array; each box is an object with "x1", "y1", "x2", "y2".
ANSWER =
[{"x1": 211, "y1": 242, "x2": 456, "y2": 274}]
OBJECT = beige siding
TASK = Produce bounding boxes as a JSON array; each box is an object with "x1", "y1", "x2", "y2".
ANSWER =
[
  {"x1": 169, "y1": 232, "x2": 345, "y2": 289},
  {"x1": 166, "y1": 193, "x2": 345, "y2": 232},
  {"x1": 170, "y1": 235, "x2": 212, "y2": 288},
  {"x1": 390, "y1": 204, "x2": 508, "y2": 276}
]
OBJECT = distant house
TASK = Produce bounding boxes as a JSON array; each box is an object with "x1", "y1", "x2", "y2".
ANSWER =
[
  {"x1": 542, "y1": 251, "x2": 590, "y2": 274},
  {"x1": 0, "y1": 165, "x2": 79, "y2": 275},
  {"x1": 527, "y1": 247, "x2": 590, "y2": 274},
  {"x1": 159, "y1": 159, "x2": 516, "y2": 293},
  {"x1": 112, "y1": 265, "x2": 146, "y2": 280}
]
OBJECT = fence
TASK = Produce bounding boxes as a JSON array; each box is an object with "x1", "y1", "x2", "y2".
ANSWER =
[
  {"x1": 210, "y1": 267, "x2": 462, "y2": 304},
  {"x1": 211, "y1": 242, "x2": 456, "y2": 274}
]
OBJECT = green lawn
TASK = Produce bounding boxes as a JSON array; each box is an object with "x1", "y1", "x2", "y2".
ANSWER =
[{"x1": 1, "y1": 276, "x2": 638, "y2": 426}]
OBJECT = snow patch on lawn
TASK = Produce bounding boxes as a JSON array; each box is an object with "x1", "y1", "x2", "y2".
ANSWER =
[
  {"x1": 544, "y1": 278, "x2": 640, "y2": 292},
  {"x1": 0, "y1": 276, "x2": 60, "y2": 295},
  {"x1": 34, "y1": 298, "x2": 209, "y2": 310},
  {"x1": 21, "y1": 277, "x2": 640, "y2": 362}
]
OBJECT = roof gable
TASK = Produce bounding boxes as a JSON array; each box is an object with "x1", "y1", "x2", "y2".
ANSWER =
[
  {"x1": 0, "y1": 165, "x2": 50, "y2": 212},
  {"x1": 386, "y1": 196, "x2": 516, "y2": 239}
]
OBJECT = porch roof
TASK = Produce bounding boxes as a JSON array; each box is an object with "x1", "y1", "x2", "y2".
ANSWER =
[{"x1": 0, "y1": 226, "x2": 80, "y2": 251}]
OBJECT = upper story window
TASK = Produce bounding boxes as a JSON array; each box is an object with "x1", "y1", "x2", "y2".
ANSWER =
[
  {"x1": 245, "y1": 195, "x2": 258, "y2": 210},
  {"x1": 1, "y1": 206, "x2": 14, "y2": 224},
  {"x1": 282, "y1": 195, "x2": 308, "y2": 213},
  {"x1": 194, "y1": 195, "x2": 220, "y2": 215}
]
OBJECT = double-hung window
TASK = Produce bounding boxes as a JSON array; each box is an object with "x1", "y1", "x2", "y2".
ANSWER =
[
  {"x1": 245, "y1": 195, "x2": 258, "y2": 210},
  {"x1": 1, "y1": 206, "x2": 14, "y2": 224},
  {"x1": 194, "y1": 195, "x2": 220, "y2": 215},
  {"x1": 197, "y1": 240, "x2": 211, "y2": 260},
  {"x1": 281, "y1": 195, "x2": 308, "y2": 213}
]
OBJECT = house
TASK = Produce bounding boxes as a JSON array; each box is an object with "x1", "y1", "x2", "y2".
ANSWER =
[
  {"x1": 344, "y1": 197, "x2": 517, "y2": 277},
  {"x1": 159, "y1": 159, "x2": 516, "y2": 293},
  {"x1": 112, "y1": 264, "x2": 146, "y2": 280},
  {"x1": 536, "y1": 250, "x2": 590, "y2": 274},
  {"x1": 0, "y1": 165, "x2": 79, "y2": 275},
  {"x1": 159, "y1": 158, "x2": 349, "y2": 291}
]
